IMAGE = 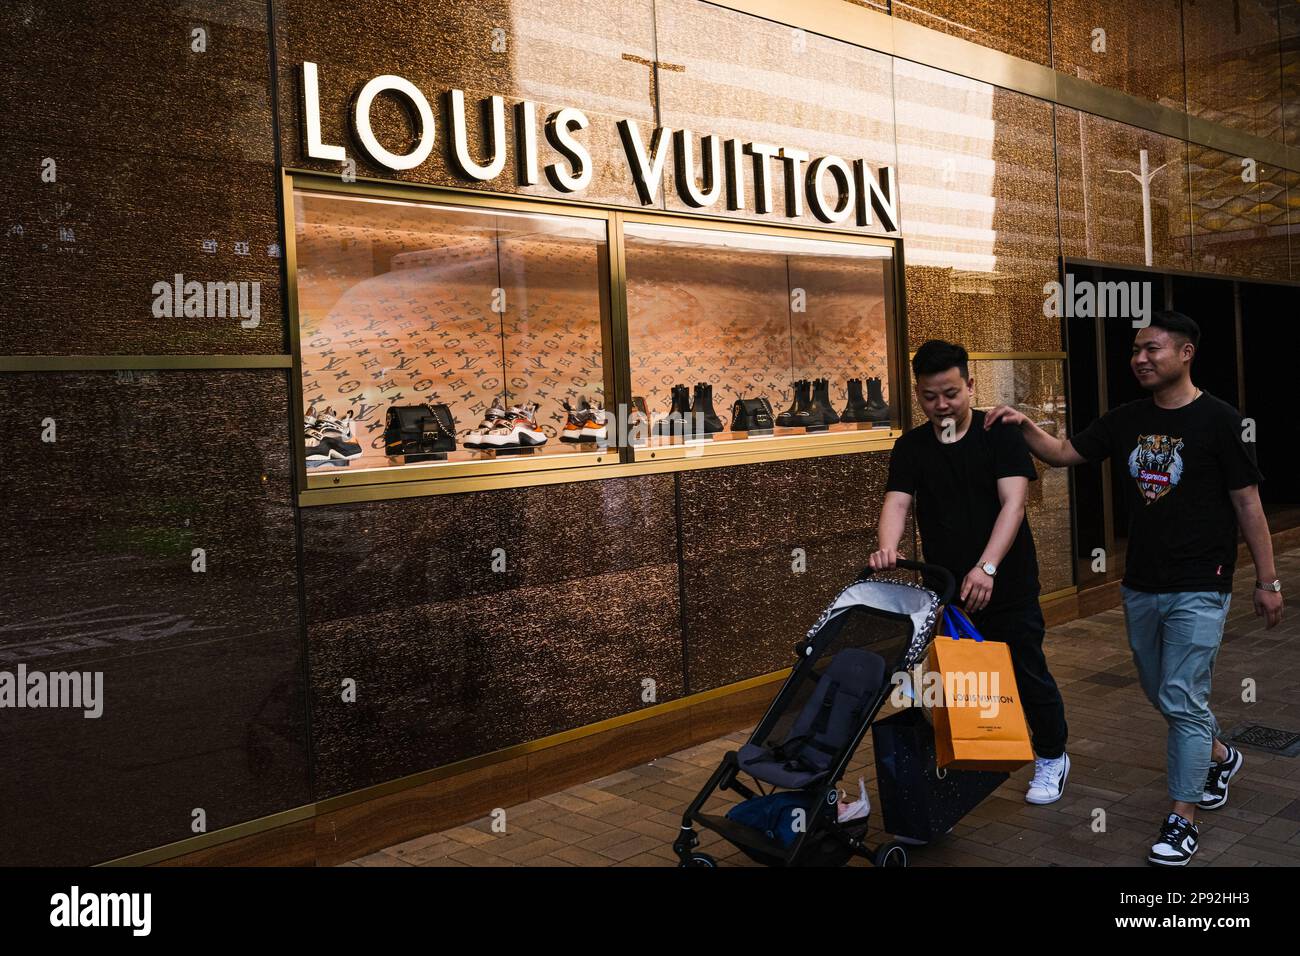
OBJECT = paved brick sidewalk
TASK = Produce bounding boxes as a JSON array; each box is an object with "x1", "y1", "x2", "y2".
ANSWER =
[{"x1": 351, "y1": 548, "x2": 1300, "y2": 867}]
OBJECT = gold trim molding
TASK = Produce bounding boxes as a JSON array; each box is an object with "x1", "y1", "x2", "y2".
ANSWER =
[
  {"x1": 0, "y1": 355, "x2": 294, "y2": 371},
  {"x1": 99, "y1": 805, "x2": 317, "y2": 868},
  {"x1": 907, "y1": 351, "x2": 1067, "y2": 361},
  {"x1": 299, "y1": 429, "x2": 901, "y2": 506}
]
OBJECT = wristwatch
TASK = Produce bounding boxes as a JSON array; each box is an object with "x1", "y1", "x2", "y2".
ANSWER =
[
  {"x1": 1256, "y1": 579, "x2": 1282, "y2": 592},
  {"x1": 980, "y1": 561, "x2": 998, "y2": 577}
]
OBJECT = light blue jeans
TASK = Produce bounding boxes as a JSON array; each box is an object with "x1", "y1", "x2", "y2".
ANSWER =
[{"x1": 1120, "y1": 587, "x2": 1232, "y2": 803}]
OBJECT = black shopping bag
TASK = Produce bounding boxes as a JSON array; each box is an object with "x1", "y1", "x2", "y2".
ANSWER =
[{"x1": 872, "y1": 707, "x2": 1008, "y2": 843}]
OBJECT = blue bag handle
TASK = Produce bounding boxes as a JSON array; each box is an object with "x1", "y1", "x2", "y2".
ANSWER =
[{"x1": 941, "y1": 605, "x2": 984, "y2": 642}]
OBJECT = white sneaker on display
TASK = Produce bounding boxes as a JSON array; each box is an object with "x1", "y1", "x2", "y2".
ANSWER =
[{"x1": 1025, "y1": 752, "x2": 1070, "y2": 805}]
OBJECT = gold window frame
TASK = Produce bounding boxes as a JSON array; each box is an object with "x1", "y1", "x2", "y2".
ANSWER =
[{"x1": 282, "y1": 168, "x2": 908, "y2": 506}]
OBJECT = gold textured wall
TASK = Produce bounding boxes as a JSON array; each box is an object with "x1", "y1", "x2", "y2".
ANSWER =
[
  {"x1": 1051, "y1": 0, "x2": 1186, "y2": 108},
  {"x1": 893, "y1": 59, "x2": 1063, "y2": 353},
  {"x1": 893, "y1": 0, "x2": 1052, "y2": 65},
  {"x1": 1189, "y1": 144, "x2": 1293, "y2": 281},
  {"x1": 1055, "y1": 107, "x2": 1192, "y2": 271},
  {"x1": 652, "y1": 0, "x2": 897, "y2": 227},
  {"x1": 1183, "y1": 0, "x2": 1286, "y2": 143},
  {"x1": 0, "y1": 0, "x2": 283, "y2": 354},
  {"x1": 1285, "y1": 2, "x2": 1300, "y2": 150}
]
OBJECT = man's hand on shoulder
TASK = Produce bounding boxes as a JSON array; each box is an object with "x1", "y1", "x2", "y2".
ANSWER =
[
  {"x1": 984, "y1": 405, "x2": 1028, "y2": 429},
  {"x1": 986, "y1": 403, "x2": 1086, "y2": 467}
]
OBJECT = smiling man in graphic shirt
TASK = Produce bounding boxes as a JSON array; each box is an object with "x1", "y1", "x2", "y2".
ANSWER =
[{"x1": 986, "y1": 310, "x2": 1284, "y2": 867}]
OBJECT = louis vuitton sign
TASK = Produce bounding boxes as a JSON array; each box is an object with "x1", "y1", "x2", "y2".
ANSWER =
[{"x1": 300, "y1": 62, "x2": 899, "y2": 232}]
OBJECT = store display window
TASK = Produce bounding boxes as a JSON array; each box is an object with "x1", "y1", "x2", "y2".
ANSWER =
[
  {"x1": 623, "y1": 220, "x2": 897, "y2": 460},
  {"x1": 291, "y1": 188, "x2": 613, "y2": 481},
  {"x1": 287, "y1": 175, "x2": 902, "y2": 495}
]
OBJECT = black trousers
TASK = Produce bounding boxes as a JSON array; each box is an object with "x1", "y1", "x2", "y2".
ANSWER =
[{"x1": 965, "y1": 596, "x2": 1069, "y2": 759}]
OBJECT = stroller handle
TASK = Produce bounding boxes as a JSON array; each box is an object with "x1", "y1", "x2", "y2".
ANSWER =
[{"x1": 859, "y1": 559, "x2": 956, "y2": 605}]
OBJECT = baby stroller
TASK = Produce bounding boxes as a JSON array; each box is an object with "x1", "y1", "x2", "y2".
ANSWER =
[{"x1": 673, "y1": 559, "x2": 954, "y2": 867}]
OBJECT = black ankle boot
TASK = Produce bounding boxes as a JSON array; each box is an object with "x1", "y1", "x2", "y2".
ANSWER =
[
  {"x1": 841, "y1": 378, "x2": 867, "y2": 423},
  {"x1": 863, "y1": 377, "x2": 890, "y2": 423},
  {"x1": 654, "y1": 384, "x2": 692, "y2": 437},
  {"x1": 776, "y1": 380, "x2": 810, "y2": 427},
  {"x1": 811, "y1": 378, "x2": 839, "y2": 426},
  {"x1": 691, "y1": 382, "x2": 724, "y2": 434},
  {"x1": 797, "y1": 377, "x2": 834, "y2": 431}
]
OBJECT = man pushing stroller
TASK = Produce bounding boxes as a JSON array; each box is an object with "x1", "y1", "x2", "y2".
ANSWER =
[{"x1": 868, "y1": 339, "x2": 1071, "y2": 805}]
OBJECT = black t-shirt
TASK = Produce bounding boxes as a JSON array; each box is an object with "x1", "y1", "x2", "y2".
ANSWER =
[
  {"x1": 886, "y1": 409, "x2": 1041, "y2": 608},
  {"x1": 1069, "y1": 392, "x2": 1263, "y2": 593}
]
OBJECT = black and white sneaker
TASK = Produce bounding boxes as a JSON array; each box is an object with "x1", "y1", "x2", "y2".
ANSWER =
[
  {"x1": 1147, "y1": 813, "x2": 1199, "y2": 867},
  {"x1": 306, "y1": 408, "x2": 363, "y2": 463},
  {"x1": 1025, "y1": 753, "x2": 1070, "y2": 805},
  {"x1": 1198, "y1": 745, "x2": 1243, "y2": 811}
]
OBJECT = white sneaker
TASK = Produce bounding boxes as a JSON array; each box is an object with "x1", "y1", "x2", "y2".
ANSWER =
[{"x1": 1025, "y1": 753, "x2": 1070, "y2": 805}]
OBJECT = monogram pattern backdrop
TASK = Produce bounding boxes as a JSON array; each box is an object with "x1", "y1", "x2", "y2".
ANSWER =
[
  {"x1": 297, "y1": 191, "x2": 896, "y2": 458},
  {"x1": 294, "y1": 192, "x2": 607, "y2": 467},
  {"x1": 625, "y1": 241, "x2": 893, "y2": 423}
]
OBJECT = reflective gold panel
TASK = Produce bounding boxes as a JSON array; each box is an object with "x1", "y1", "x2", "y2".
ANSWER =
[
  {"x1": 275, "y1": 0, "x2": 657, "y2": 207},
  {"x1": 893, "y1": 0, "x2": 1051, "y2": 66},
  {"x1": 1188, "y1": 144, "x2": 1292, "y2": 280},
  {"x1": 1285, "y1": 1, "x2": 1300, "y2": 149},
  {"x1": 654, "y1": 0, "x2": 898, "y2": 231},
  {"x1": 0, "y1": 369, "x2": 309, "y2": 865},
  {"x1": 1055, "y1": 107, "x2": 1192, "y2": 272},
  {"x1": 1280, "y1": 164, "x2": 1300, "y2": 280},
  {"x1": 0, "y1": 0, "x2": 274, "y2": 165},
  {"x1": 893, "y1": 60, "x2": 1062, "y2": 352},
  {"x1": 1050, "y1": 0, "x2": 1185, "y2": 108},
  {"x1": 1182, "y1": 0, "x2": 1285, "y2": 143},
  {"x1": 0, "y1": 142, "x2": 284, "y2": 355}
]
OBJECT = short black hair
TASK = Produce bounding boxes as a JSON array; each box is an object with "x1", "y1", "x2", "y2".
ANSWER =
[
  {"x1": 1148, "y1": 310, "x2": 1200, "y2": 351},
  {"x1": 912, "y1": 339, "x2": 969, "y2": 380}
]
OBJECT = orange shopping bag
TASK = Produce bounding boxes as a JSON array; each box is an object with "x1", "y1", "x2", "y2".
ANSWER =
[{"x1": 927, "y1": 606, "x2": 1034, "y2": 771}]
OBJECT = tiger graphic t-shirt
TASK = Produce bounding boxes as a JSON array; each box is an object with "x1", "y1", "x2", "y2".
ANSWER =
[{"x1": 1069, "y1": 391, "x2": 1263, "y2": 593}]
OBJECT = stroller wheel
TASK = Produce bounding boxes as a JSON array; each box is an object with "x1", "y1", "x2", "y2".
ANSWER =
[
  {"x1": 679, "y1": 853, "x2": 717, "y2": 868},
  {"x1": 873, "y1": 842, "x2": 908, "y2": 868}
]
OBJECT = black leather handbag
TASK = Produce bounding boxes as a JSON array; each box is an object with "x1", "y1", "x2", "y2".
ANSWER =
[
  {"x1": 730, "y1": 396, "x2": 775, "y2": 434},
  {"x1": 384, "y1": 404, "x2": 457, "y2": 461}
]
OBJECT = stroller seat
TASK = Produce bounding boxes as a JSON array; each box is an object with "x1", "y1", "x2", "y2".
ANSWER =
[
  {"x1": 675, "y1": 560, "x2": 953, "y2": 867},
  {"x1": 738, "y1": 648, "x2": 886, "y2": 789}
]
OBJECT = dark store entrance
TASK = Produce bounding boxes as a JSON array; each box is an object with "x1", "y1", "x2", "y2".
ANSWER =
[{"x1": 1064, "y1": 260, "x2": 1299, "y2": 589}]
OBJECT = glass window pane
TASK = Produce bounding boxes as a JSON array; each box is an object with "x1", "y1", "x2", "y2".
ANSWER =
[
  {"x1": 623, "y1": 221, "x2": 896, "y2": 448},
  {"x1": 293, "y1": 191, "x2": 608, "y2": 474}
]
